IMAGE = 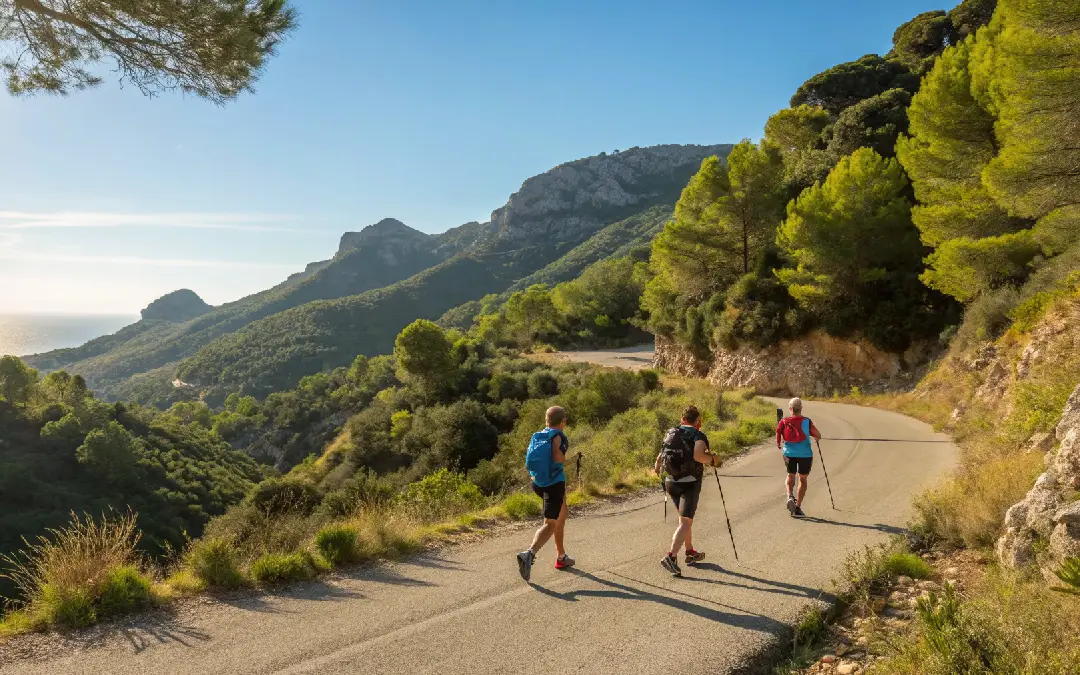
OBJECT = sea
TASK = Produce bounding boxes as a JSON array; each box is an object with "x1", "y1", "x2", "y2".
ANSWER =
[{"x1": 0, "y1": 313, "x2": 138, "y2": 357}]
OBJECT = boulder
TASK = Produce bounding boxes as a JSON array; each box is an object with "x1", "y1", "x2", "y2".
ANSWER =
[{"x1": 1052, "y1": 428, "x2": 1080, "y2": 491}]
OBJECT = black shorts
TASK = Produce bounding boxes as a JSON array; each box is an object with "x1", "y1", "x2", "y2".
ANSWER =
[
  {"x1": 532, "y1": 481, "x2": 566, "y2": 520},
  {"x1": 785, "y1": 456, "x2": 813, "y2": 475},
  {"x1": 665, "y1": 478, "x2": 702, "y2": 519}
]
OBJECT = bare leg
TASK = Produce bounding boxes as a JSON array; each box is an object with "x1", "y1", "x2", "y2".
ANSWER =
[
  {"x1": 796, "y1": 474, "x2": 809, "y2": 506},
  {"x1": 530, "y1": 519, "x2": 557, "y2": 552},
  {"x1": 552, "y1": 501, "x2": 569, "y2": 558},
  {"x1": 670, "y1": 516, "x2": 693, "y2": 554},
  {"x1": 786, "y1": 473, "x2": 796, "y2": 499},
  {"x1": 683, "y1": 519, "x2": 695, "y2": 552}
]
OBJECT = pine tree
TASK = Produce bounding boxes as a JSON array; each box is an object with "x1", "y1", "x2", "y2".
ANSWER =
[{"x1": 777, "y1": 149, "x2": 922, "y2": 319}]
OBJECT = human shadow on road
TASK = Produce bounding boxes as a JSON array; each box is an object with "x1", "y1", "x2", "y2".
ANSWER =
[
  {"x1": 682, "y1": 563, "x2": 831, "y2": 601},
  {"x1": 797, "y1": 516, "x2": 905, "y2": 536},
  {"x1": 530, "y1": 569, "x2": 788, "y2": 634},
  {"x1": 121, "y1": 612, "x2": 212, "y2": 655}
]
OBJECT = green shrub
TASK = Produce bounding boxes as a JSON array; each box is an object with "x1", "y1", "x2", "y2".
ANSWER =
[
  {"x1": 247, "y1": 478, "x2": 324, "y2": 516},
  {"x1": 250, "y1": 551, "x2": 316, "y2": 585},
  {"x1": 0, "y1": 511, "x2": 150, "y2": 630},
  {"x1": 314, "y1": 525, "x2": 359, "y2": 566},
  {"x1": 638, "y1": 369, "x2": 661, "y2": 392},
  {"x1": 501, "y1": 493, "x2": 543, "y2": 520},
  {"x1": 96, "y1": 566, "x2": 153, "y2": 618},
  {"x1": 885, "y1": 552, "x2": 932, "y2": 580},
  {"x1": 319, "y1": 469, "x2": 396, "y2": 517},
  {"x1": 1054, "y1": 557, "x2": 1080, "y2": 595},
  {"x1": 38, "y1": 584, "x2": 96, "y2": 628},
  {"x1": 185, "y1": 537, "x2": 245, "y2": 589},
  {"x1": 398, "y1": 469, "x2": 485, "y2": 522},
  {"x1": 467, "y1": 459, "x2": 514, "y2": 496}
]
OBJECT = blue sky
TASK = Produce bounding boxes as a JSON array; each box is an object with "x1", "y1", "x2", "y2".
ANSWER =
[{"x1": 0, "y1": 0, "x2": 944, "y2": 314}]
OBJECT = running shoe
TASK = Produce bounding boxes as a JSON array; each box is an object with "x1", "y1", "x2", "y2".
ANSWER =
[
  {"x1": 554, "y1": 554, "x2": 575, "y2": 570},
  {"x1": 786, "y1": 495, "x2": 797, "y2": 515},
  {"x1": 793, "y1": 505, "x2": 806, "y2": 518},
  {"x1": 516, "y1": 549, "x2": 535, "y2": 582},
  {"x1": 660, "y1": 554, "x2": 682, "y2": 577},
  {"x1": 685, "y1": 550, "x2": 705, "y2": 565}
]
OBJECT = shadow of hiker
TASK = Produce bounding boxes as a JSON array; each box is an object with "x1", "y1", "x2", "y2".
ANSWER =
[
  {"x1": 122, "y1": 613, "x2": 212, "y2": 655},
  {"x1": 798, "y1": 516, "x2": 905, "y2": 536},
  {"x1": 683, "y1": 564, "x2": 833, "y2": 602},
  {"x1": 529, "y1": 569, "x2": 788, "y2": 635}
]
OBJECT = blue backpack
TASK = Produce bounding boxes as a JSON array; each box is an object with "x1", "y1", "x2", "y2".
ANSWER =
[{"x1": 525, "y1": 428, "x2": 562, "y2": 487}]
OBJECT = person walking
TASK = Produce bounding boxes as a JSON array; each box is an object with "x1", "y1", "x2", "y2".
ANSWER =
[
  {"x1": 653, "y1": 406, "x2": 722, "y2": 577},
  {"x1": 776, "y1": 397, "x2": 821, "y2": 518},
  {"x1": 516, "y1": 406, "x2": 574, "y2": 582}
]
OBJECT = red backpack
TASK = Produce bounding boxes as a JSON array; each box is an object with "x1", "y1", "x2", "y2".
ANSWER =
[{"x1": 780, "y1": 416, "x2": 810, "y2": 443}]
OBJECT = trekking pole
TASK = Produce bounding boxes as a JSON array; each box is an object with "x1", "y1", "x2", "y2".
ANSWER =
[
  {"x1": 712, "y1": 465, "x2": 738, "y2": 561},
  {"x1": 575, "y1": 452, "x2": 583, "y2": 488},
  {"x1": 815, "y1": 439, "x2": 836, "y2": 510},
  {"x1": 662, "y1": 472, "x2": 668, "y2": 522}
]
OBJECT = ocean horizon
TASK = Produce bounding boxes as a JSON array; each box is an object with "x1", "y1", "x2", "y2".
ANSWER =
[{"x1": 0, "y1": 313, "x2": 139, "y2": 358}]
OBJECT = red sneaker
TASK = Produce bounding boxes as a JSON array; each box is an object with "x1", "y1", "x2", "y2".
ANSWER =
[{"x1": 555, "y1": 554, "x2": 575, "y2": 570}]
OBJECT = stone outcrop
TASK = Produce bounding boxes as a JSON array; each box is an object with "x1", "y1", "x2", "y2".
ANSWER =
[
  {"x1": 488, "y1": 144, "x2": 732, "y2": 247},
  {"x1": 653, "y1": 332, "x2": 929, "y2": 396},
  {"x1": 997, "y1": 384, "x2": 1080, "y2": 582},
  {"x1": 140, "y1": 289, "x2": 212, "y2": 322}
]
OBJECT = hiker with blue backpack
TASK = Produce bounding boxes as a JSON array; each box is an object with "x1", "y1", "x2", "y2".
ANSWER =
[
  {"x1": 516, "y1": 406, "x2": 574, "y2": 581},
  {"x1": 653, "y1": 406, "x2": 722, "y2": 577},
  {"x1": 776, "y1": 397, "x2": 821, "y2": 518}
]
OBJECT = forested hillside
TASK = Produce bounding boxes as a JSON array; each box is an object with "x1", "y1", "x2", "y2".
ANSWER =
[
  {"x1": 0, "y1": 356, "x2": 264, "y2": 601},
  {"x1": 171, "y1": 145, "x2": 728, "y2": 403},
  {"x1": 23, "y1": 146, "x2": 726, "y2": 408},
  {"x1": 23, "y1": 219, "x2": 480, "y2": 403}
]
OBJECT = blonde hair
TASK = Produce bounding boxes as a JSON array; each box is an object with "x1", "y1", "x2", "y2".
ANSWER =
[
  {"x1": 789, "y1": 397, "x2": 803, "y2": 414},
  {"x1": 546, "y1": 406, "x2": 566, "y2": 427}
]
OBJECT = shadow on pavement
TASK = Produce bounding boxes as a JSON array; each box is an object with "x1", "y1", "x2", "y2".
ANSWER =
[
  {"x1": 683, "y1": 563, "x2": 830, "y2": 601},
  {"x1": 797, "y1": 516, "x2": 905, "y2": 535},
  {"x1": 530, "y1": 569, "x2": 788, "y2": 634},
  {"x1": 122, "y1": 614, "x2": 212, "y2": 655}
]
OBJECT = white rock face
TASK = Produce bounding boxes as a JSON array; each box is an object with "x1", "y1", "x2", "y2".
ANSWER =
[
  {"x1": 997, "y1": 384, "x2": 1080, "y2": 582},
  {"x1": 652, "y1": 332, "x2": 929, "y2": 396}
]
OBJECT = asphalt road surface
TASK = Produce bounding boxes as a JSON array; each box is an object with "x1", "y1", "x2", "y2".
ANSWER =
[{"x1": 0, "y1": 349, "x2": 956, "y2": 675}]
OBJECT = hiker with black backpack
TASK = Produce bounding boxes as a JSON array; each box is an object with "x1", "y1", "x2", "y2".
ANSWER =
[
  {"x1": 516, "y1": 406, "x2": 574, "y2": 582},
  {"x1": 653, "y1": 406, "x2": 721, "y2": 577}
]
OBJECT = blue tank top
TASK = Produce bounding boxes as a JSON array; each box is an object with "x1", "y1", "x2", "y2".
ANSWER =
[{"x1": 782, "y1": 418, "x2": 813, "y2": 458}]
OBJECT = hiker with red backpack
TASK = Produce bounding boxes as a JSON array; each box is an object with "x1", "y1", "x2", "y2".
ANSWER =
[
  {"x1": 653, "y1": 406, "x2": 722, "y2": 577},
  {"x1": 777, "y1": 397, "x2": 821, "y2": 518},
  {"x1": 516, "y1": 406, "x2": 574, "y2": 582}
]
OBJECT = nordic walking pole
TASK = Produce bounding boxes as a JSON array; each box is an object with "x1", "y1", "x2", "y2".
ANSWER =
[
  {"x1": 815, "y1": 438, "x2": 836, "y2": 510},
  {"x1": 712, "y1": 464, "x2": 738, "y2": 561},
  {"x1": 662, "y1": 472, "x2": 668, "y2": 522}
]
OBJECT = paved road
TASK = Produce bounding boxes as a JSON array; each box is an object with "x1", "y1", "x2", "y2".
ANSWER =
[
  {"x1": 1, "y1": 394, "x2": 955, "y2": 675},
  {"x1": 553, "y1": 343, "x2": 657, "y2": 370}
]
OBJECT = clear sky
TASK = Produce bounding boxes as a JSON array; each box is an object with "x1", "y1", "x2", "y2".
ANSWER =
[{"x1": 0, "y1": 0, "x2": 944, "y2": 314}]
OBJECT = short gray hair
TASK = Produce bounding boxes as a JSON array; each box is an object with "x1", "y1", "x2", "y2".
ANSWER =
[{"x1": 789, "y1": 397, "x2": 803, "y2": 414}]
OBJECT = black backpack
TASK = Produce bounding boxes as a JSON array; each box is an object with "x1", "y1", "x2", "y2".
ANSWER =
[{"x1": 661, "y1": 427, "x2": 696, "y2": 479}]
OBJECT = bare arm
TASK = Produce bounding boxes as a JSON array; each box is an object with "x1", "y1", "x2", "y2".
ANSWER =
[
  {"x1": 693, "y1": 440, "x2": 719, "y2": 468},
  {"x1": 551, "y1": 433, "x2": 566, "y2": 464},
  {"x1": 654, "y1": 452, "x2": 664, "y2": 475}
]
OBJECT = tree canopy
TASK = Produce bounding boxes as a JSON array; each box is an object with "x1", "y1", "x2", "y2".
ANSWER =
[
  {"x1": 789, "y1": 54, "x2": 917, "y2": 115},
  {"x1": 1, "y1": 0, "x2": 297, "y2": 102}
]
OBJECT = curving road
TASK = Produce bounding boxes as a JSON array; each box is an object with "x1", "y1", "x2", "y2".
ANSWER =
[{"x1": 0, "y1": 347, "x2": 956, "y2": 675}]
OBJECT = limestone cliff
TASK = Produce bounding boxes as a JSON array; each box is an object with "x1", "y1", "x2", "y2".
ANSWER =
[{"x1": 652, "y1": 333, "x2": 929, "y2": 396}]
